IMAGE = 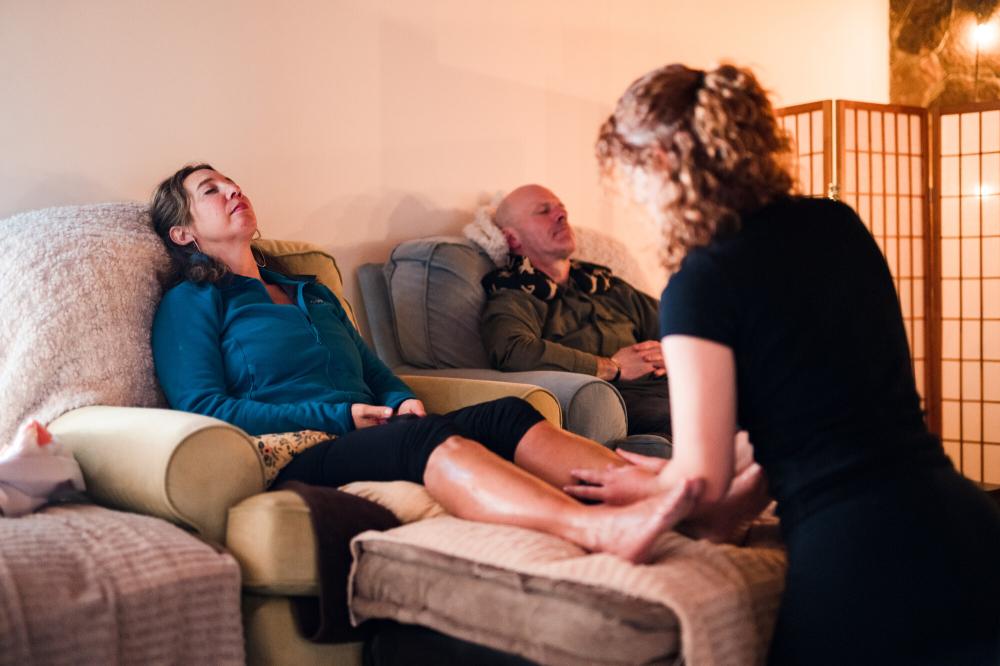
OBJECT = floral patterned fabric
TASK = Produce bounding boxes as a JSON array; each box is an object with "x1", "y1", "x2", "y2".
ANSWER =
[{"x1": 254, "y1": 430, "x2": 337, "y2": 486}]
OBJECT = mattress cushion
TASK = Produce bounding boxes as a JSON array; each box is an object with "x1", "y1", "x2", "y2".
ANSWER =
[{"x1": 350, "y1": 516, "x2": 785, "y2": 666}]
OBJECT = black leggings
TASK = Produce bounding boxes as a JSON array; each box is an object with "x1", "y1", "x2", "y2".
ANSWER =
[
  {"x1": 769, "y1": 463, "x2": 1000, "y2": 665},
  {"x1": 274, "y1": 397, "x2": 545, "y2": 487},
  {"x1": 615, "y1": 376, "x2": 671, "y2": 436}
]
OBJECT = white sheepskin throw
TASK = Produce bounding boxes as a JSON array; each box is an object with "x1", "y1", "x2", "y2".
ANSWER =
[
  {"x1": 463, "y1": 192, "x2": 510, "y2": 267},
  {"x1": 0, "y1": 203, "x2": 171, "y2": 445},
  {"x1": 572, "y1": 226, "x2": 651, "y2": 294}
]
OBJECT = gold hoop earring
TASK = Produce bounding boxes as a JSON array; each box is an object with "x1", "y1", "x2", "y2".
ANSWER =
[
  {"x1": 251, "y1": 245, "x2": 267, "y2": 269},
  {"x1": 192, "y1": 238, "x2": 204, "y2": 254},
  {"x1": 250, "y1": 228, "x2": 265, "y2": 268}
]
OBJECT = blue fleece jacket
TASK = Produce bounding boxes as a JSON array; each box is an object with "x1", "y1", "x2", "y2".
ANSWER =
[{"x1": 151, "y1": 268, "x2": 415, "y2": 436}]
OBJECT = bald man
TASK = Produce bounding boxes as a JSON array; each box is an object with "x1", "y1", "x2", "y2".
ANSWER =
[{"x1": 480, "y1": 184, "x2": 672, "y2": 439}]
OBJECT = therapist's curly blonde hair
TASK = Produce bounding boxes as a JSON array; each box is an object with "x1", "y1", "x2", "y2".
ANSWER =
[{"x1": 596, "y1": 63, "x2": 794, "y2": 273}]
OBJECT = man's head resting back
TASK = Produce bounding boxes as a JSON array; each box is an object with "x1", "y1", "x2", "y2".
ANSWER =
[{"x1": 495, "y1": 185, "x2": 576, "y2": 280}]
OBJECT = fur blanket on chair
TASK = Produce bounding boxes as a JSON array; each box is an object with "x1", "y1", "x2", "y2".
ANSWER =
[{"x1": 0, "y1": 203, "x2": 170, "y2": 445}]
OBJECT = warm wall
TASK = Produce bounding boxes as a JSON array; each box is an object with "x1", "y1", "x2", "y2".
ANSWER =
[{"x1": 0, "y1": 0, "x2": 888, "y2": 330}]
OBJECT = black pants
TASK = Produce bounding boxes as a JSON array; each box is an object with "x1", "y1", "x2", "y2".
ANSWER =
[
  {"x1": 615, "y1": 376, "x2": 671, "y2": 436},
  {"x1": 769, "y1": 463, "x2": 1000, "y2": 665},
  {"x1": 274, "y1": 397, "x2": 545, "y2": 487}
]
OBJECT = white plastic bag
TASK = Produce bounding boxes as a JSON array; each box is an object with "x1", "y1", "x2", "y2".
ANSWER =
[{"x1": 0, "y1": 420, "x2": 86, "y2": 517}]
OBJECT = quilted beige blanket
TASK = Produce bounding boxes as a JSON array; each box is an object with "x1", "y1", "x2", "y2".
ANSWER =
[
  {"x1": 0, "y1": 504, "x2": 243, "y2": 665},
  {"x1": 351, "y1": 515, "x2": 786, "y2": 666}
]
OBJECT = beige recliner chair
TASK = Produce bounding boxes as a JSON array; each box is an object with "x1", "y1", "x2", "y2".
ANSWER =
[{"x1": 47, "y1": 237, "x2": 561, "y2": 665}]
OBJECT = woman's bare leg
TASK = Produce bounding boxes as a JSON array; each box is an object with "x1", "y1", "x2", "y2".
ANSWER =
[
  {"x1": 512, "y1": 420, "x2": 625, "y2": 487},
  {"x1": 423, "y1": 435, "x2": 699, "y2": 563}
]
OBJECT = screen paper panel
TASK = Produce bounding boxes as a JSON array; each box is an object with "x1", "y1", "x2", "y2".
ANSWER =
[
  {"x1": 837, "y1": 101, "x2": 933, "y2": 428},
  {"x1": 936, "y1": 103, "x2": 1000, "y2": 483},
  {"x1": 775, "y1": 102, "x2": 831, "y2": 197}
]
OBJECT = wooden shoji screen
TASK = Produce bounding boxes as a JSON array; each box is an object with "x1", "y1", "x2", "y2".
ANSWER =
[
  {"x1": 776, "y1": 101, "x2": 832, "y2": 197},
  {"x1": 836, "y1": 102, "x2": 935, "y2": 429},
  {"x1": 934, "y1": 102, "x2": 1000, "y2": 483}
]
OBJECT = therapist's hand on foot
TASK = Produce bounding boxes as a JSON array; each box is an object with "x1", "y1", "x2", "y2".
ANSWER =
[
  {"x1": 565, "y1": 459, "x2": 669, "y2": 505},
  {"x1": 396, "y1": 398, "x2": 427, "y2": 418},
  {"x1": 352, "y1": 403, "x2": 393, "y2": 429},
  {"x1": 616, "y1": 449, "x2": 670, "y2": 472}
]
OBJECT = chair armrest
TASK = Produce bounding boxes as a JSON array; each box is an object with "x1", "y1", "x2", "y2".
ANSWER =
[
  {"x1": 398, "y1": 375, "x2": 561, "y2": 427},
  {"x1": 49, "y1": 406, "x2": 266, "y2": 544},
  {"x1": 396, "y1": 367, "x2": 627, "y2": 443},
  {"x1": 357, "y1": 262, "x2": 404, "y2": 367}
]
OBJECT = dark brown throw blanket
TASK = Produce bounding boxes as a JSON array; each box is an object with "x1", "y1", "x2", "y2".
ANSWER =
[{"x1": 278, "y1": 480, "x2": 401, "y2": 642}]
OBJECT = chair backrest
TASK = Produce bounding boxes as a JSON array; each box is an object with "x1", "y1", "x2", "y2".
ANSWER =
[
  {"x1": 375, "y1": 237, "x2": 495, "y2": 370},
  {"x1": 357, "y1": 262, "x2": 405, "y2": 369}
]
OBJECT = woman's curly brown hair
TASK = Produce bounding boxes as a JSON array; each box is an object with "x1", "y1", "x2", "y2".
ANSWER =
[{"x1": 596, "y1": 63, "x2": 794, "y2": 272}]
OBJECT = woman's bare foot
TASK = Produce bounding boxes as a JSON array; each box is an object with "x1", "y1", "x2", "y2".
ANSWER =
[
  {"x1": 680, "y1": 463, "x2": 768, "y2": 544},
  {"x1": 576, "y1": 479, "x2": 702, "y2": 563}
]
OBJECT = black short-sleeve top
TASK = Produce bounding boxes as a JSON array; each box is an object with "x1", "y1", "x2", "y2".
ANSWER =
[{"x1": 660, "y1": 196, "x2": 944, "y2": 507}]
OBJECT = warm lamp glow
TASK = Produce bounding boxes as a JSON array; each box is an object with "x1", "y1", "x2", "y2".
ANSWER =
[
  {"x1": 973, "y1": 21, "x2": 997, "y2": 49},
  {"x1": 975, "y1": 183, "x2": 996, "y2": 197}
]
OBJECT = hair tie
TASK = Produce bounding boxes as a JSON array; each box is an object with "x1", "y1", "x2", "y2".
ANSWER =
[{"x1": 689, "y1": 70, "x2": 707, "y2": 101}]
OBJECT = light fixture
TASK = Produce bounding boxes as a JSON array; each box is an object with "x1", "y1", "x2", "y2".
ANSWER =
[
  {"x1": 973, "y1": 21, "x2": 997, "y2": 49},
  {"x1": 971, "y1": 18, "x2": 998, "y2": 102}
]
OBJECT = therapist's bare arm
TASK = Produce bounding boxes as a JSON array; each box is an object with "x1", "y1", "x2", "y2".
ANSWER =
[{"x1": 655, "y1": 335, "x2": 739, "y2": 504}]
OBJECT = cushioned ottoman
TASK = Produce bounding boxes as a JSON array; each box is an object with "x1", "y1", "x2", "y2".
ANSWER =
[{"x1": 349, "y1": 511, "x2": 786, "y2": 666}]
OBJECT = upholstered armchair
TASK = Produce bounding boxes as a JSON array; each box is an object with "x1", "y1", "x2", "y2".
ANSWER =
[
  {"x1": 29, "y1": 226, "x2": 559, "y2": 665},
  {"x1": 54, "y1": 379, "x2": 558, "y2": 665},
  {"x1": 357, "y1": 236, "x2": 634, "y2": 444}
]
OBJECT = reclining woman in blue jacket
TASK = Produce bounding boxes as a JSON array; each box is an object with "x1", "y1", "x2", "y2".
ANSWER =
[{"x1": 149, "y1": 163, "x2": 709, "y2": 563}]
